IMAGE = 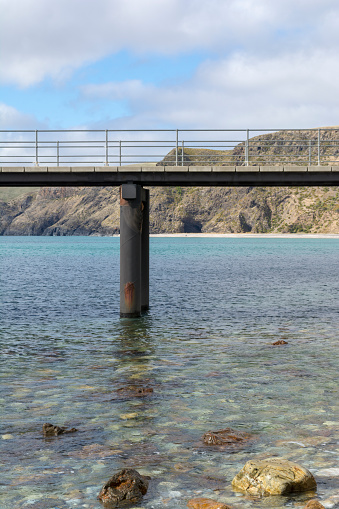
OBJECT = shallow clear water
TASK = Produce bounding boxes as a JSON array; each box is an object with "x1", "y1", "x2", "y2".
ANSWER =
[{"x1": 1, "y1": 236, "x2": 339, "y2": 509}]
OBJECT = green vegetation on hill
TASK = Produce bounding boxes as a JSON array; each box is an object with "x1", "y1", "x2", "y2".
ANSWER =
[{"x1": 0, "y1": 187, "x2": 40, "y2": 202}]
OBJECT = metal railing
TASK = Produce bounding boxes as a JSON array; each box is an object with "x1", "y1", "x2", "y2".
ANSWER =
[{"x1": 1, "y1": 128, "x2": 339, "y2": 167}]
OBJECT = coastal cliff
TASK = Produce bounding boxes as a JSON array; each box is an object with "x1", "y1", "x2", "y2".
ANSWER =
[{"x1": 1, "y1": 184, "x2": 339, "y2": 235}]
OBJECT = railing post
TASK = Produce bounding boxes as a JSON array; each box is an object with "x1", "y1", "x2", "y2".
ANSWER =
[
  {"x1": 308, "y1": 140, "x2": 312, "y2": 166},
  {"x1": 35, "y1": 130, "x2": 39, "y2": 166},
  {"x1": 119, "y1": 140, "x2": 122, "y2": 166},
  {"x1": 105, "y1": 130, "x2": 109, "y2": 166},
  {"x1": 245, "y1": 129, "x2": 249, "y2": 166},
  {"x1": 176, "y1": 129, "x2": 178, "y2": 166},
  {"x1": 318, "y1": 128, "x2": 321, "y2": 166},
  {"x1": 57, "y1": 141, "x2": 59, "y2": 167},
  {"x1": 182, "y1": 140, "x2": 184, "y2": 166}
]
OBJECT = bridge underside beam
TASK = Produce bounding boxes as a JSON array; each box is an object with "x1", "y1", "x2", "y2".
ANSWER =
[{"x1": 2, "y1": 166, "x2": 339, "y2": 187}]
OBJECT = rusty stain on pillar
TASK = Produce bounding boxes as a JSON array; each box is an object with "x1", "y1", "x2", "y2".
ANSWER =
[
  {"x1": 124, "y1": 281, "x2": 136, "y2": 310},
  {"x1": 120, "y1": 184, "x2": 143, "y2": 317}
]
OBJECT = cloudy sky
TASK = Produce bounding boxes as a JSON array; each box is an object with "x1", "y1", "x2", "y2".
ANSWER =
[{"x1": 1, "y1": 0, "x2": 339, "y2": 131}]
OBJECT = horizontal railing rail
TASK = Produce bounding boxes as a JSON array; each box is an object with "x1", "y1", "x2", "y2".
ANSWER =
[{"x1": 1, "y1": 128, "x2": 339, "y2": 167}]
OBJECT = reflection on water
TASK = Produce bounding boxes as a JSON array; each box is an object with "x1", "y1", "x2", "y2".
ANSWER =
[{"x1": 1, "y1": 237, "x2": 339, "y2": 508}]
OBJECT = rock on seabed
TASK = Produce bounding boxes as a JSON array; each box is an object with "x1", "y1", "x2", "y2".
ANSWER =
[
  {"x1": 232, "y1": 457, "x2": 317, "y2": 496},
  {"x1": 98, "y1": 468, "x2": 150, "y2": 507},
  {"x1": 303, "y1": 501, "x2": 326, "y2": 509},
  {"x1": 42, "y1": 422, "x2": 77, "y2": 436},
  {"x1": 187, "y1": 497, "x2": 232, "y2": 509},
  {"x1": 202, "y1": 428, "x2": 252, "y2": 446}
]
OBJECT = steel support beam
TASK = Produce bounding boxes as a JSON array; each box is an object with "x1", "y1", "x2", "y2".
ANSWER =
[
  {"x1": 120, "y1": 184, "x2": 143, "y2": 318},
  {"x1": 120, "y1": 184, "x2": 149, "y2": 318},
  {"x1": 141, "y1": 188, "x2": 149, "y2": 312}
]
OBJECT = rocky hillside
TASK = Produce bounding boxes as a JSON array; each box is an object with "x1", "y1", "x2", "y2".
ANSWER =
[
  {"x1": 159, "y1": 128, "x2": 339, "y2": 166},
  {"x1": 1, "y1": 184, "x2": 339, "y2": 235},
  {"x1": 1, "y1": 128, "x2": 339, "y2": 235}
]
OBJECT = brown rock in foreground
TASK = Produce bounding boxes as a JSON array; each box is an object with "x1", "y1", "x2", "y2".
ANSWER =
[
  {"x1": 98, "y1": 469, "x2": 150, "y2": 506},
  {"x1": 187, "y1": 497, "x2": 232, "y2": 509},
  {"x1": 42, "y1": 423, "x2": 77, "y2": 436},
  {"x1": 203, "y1": 428, "x2": 252, "y2": 446},
  {"x1": 303, "y1": 501, "x2": 325, "y2": 509},
  {"x1": 272, "y1": 340, "x2": 289, "y2": 345},
  {"x1": 232, "y1": 457, "x2": 316, "y2": 496}
]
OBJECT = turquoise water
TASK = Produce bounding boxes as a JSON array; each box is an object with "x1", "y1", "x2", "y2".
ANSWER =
[{"x1": 1, "y1": 237, "x2": 339, "y2": 509}]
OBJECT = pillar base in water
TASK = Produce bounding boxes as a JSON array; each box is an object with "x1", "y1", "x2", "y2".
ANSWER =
[{"x1": 120, "y1": 312, "x2": 141, "y2": 318}]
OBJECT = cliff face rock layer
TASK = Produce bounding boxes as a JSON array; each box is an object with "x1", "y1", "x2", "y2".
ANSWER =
[
  {"x1": 0, "y1": 187, "x2": 120, "y2": 236},
  {"x1": 1, "y1": 184, "x2": 339, "y2": 235}
]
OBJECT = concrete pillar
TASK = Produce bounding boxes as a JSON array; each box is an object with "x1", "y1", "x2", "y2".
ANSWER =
[
  {"x1": 120, "y1": 184, "x2": 143, "y2": 317},
  {"x1": 141, "y1": 188, "x2": 149, "y2": 312}
]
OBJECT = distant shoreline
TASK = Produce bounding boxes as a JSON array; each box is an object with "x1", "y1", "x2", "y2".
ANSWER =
[
  {"x1": 149, "y1": 233, "x2": 339, "y2": 238},
  {"x1": 3, "y1": 233, "x2": 339, "y2": 239}
]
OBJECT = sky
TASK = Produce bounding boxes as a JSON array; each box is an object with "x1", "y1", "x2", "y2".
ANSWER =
[{"x1": 1, "y1": 0, "x2": 339, "y2": 131}]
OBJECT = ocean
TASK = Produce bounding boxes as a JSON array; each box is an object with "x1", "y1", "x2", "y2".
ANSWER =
[{"x1": 1, "y1": 236, "x2": 339, "y2": 509}]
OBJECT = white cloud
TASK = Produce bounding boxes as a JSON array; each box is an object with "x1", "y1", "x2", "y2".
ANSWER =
[
  {"x1": 80, "y1": 48, "x2": 339, "y2": 129},
  {"x1": 2, "y1": 0, "x2": 339, "y2": 130},
  {"x1": 0, "y1": 103, "x2": 42, "y2": 129},
  {"x1": 2, "y1": 0, "x2": 339, "y2": 87}
]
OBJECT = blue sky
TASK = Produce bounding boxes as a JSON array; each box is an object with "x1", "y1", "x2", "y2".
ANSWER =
[{"x1": 1, "y1": 0, "x2": 339, "y2": 130}]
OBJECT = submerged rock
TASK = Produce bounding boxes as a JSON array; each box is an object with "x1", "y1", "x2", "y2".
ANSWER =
[
  {"x1": 187, "y1": 497, "x2": 232, "y2": 509},
  {"x1": 113, "y1": 386, "x2": 154, "y2": 400},
  {"x1": 98, "y1": 468, "x2": 150, "y2": 507},
  {"x1": 203, "y1": 428, "x2": 252, "y2": 446},
  {"x1": 303, "y1": 501, "x2": 326, "y2": 509},
  {"x1": 232, "y1": 457, "x2": 316, "y2": 496},
  {"x1": 272, "y1": 340, "x2": 289, "y2": 345},
  {"x1": 42, "y1": 423, "x2": 77, "y2": 436}
]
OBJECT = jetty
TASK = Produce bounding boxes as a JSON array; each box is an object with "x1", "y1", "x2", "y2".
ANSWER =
[{"x1": 2, "y1": 128, "x2": 339, "y2": 317}]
